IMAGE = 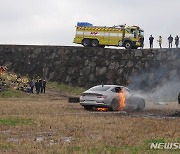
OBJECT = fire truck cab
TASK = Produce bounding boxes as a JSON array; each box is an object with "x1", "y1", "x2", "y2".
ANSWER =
[{"x1": 73, "y1": 22, "x2": 144, "y2": 49}]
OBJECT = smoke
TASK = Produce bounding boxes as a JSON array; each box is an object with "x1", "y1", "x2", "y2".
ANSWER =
[
  {"x1": 147, "y1": 79, "x2": 179, "y2": 102},
  {"x1": 128, "y1": 64, "x2": 180, "y2": 102}
]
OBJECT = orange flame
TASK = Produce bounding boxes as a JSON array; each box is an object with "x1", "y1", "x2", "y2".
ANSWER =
[
  {"x1": 118, "y1": 90, "x2": 126, "y2": 111},
  {"x1": 96, "y1": 108, "x2": 109, "y2": 112}
]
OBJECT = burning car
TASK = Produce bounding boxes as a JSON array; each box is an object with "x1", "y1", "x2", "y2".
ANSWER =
[{"x1": 80, "y1": 85, "x2": 145, "y2": 111}]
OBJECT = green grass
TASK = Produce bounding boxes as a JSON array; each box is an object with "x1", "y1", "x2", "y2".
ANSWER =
[
  {"x1": 0, "y1": 89, "x2": 26, "y2": 98},
  {"x1": 143, "y1": 138, "x2": 180, "y2": 154},
  {"x1": 47, "y1": 81, "x2": 86, "y2": 95},
  {"x1": 0, "y1": 143, "x2": 14, "y2": 150},
  {"x1": 0, "y1": 81, "x2": 86, "y2": 97},
  {"x1": 145, "y1": 138, "x2": 166, "y2": 145},
  {"x1": 64, "y1": 145, "x2": 148, "y2": 154},
  {"x1": 64, "y1": 142, "x2": 180, "y2": 154},
  {"x1": 0, "y1": 118, "x2": 33, "y2": 126}
]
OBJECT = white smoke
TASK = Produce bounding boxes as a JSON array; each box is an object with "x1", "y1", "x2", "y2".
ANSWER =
[
  {"x1": 128, "y1": 69, "x2": 180, "y2": 103},
  {"x1": 144, "y1": 79, "x2": 180, "y2": 102}
]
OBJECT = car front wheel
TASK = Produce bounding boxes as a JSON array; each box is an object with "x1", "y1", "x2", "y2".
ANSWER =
[
  {"x1": 137, "y1": 99, "x2": 145, "y2": 110},
  {"x1": 111, "y1": 99, "x2": 120, "y2": 111}
]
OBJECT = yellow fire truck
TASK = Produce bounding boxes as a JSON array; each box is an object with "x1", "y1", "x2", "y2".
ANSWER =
[{"x1": 73, "y1": 22, "x2": 144, "y2": 49}]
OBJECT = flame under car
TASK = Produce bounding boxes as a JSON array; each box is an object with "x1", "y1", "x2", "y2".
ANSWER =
[{"x1": 80, "y1": 85, "x2": 145, "y2": 111}]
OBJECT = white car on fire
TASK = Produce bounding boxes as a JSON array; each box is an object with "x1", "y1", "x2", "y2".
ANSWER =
[{"x1": 80, "y1": 85, "x2": 145, "y2": 111}]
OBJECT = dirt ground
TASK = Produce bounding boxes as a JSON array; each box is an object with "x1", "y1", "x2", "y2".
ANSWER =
[{"x1": 0, "y1": 89, "x2": 180, "y2": 153}]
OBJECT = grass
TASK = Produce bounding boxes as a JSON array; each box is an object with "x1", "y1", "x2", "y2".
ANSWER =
[
  {"x1": 47, "y1": 81, "x2": 86, "y2": 95},
  {"x1": 0, "y1": 81, "x2": 86, "y2": 98},
  {"x1": 57, "y1": 143, "x2": 180, "y2": 154},
  {"x1": 0, "y1": 143, "x2": 14, "y2": 150},
  {"x1": 0, "y1": 89, "x2": 27, "y2": 98},
  {"x1": 0, "y1": 118, "x2": 33, "y2": 125},
  {"x1": 0, "y1": 83, "x2": 179, "y2": 153}
]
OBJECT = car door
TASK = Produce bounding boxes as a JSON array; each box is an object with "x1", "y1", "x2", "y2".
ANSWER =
[
  {"x1": 110, "y1": 86, "x2": 121, "y2": 101},
  {"x1": 123, "y1": 88, "x2": 139, "y2": 109},
  {"x1": 111, "y1": 86, "x2": 130, "y2": 109}
]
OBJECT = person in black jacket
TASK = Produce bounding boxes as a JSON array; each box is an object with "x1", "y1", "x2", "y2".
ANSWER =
[
  {"x1": 35, "y1": 80, "x2": 40, "y2": 94},
  {"x1": 149, "y1": 35, "x2": 154, "y2": 49},
  {"x1": 39, "y1": 79, "x2": 43, "y2": 93},
  {"x1": 175, "y1": 35, "x2": 179, "y2": 48},
  {"x1": 42, "y1": 80, "x2": 46, "y2": 94},
  {"x1": 29, "y1": 80, "x2": 34, "y2": 93},
  {"x1": 140, "y1": 37, "x2": 144, "y2": 48},
  {"x1": 168, "y1": 35, "x2": 173, "y2": 48},
  {"x1": 178, "y1": 92, "x2": 180, "y2": 104}
]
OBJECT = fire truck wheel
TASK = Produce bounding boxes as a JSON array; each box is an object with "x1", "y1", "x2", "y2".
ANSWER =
[
  {"x1": 91, "y1": 39, "x2": 99, "y2": 47},
  {"x1": 82, "y1": 39, "x2": 91, "y2": 47},
  {"x1": 124, "y1": 41, "x2": 132, "y2": 49},
  {"x1": 111, "y1": 99, "x2": 120, "y2": 111}
]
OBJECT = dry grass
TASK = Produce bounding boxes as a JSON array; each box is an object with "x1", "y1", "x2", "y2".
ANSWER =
[{"x1": 0, "y1": 93, "x2": 180, "y2": 154}]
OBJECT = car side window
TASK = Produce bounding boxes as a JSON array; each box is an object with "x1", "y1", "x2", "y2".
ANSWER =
[
  {"x1": 111, "y1": 87, "x2": 122, "y2": 93},
  {"x1": 111, "y1": 88, "x2": 115, "y2": 93}
]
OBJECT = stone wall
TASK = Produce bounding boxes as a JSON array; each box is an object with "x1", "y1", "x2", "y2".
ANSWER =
[{"x1": 0, "y1": 45, "x2": 179, "y2": 89}]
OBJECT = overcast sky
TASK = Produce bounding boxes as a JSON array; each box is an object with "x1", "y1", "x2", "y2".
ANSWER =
[{"x1": 0, "y1": 0, "x2": 180, "y2": 48}]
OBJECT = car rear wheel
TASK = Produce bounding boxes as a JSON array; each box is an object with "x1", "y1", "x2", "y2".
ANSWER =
[
  {"x1": 82, "y1": 39, "x2": 91, "y2": 47},
  {"x1": 111, "y1": 99, "x2": 120, "y2": 111},
  {"x1": 83, "y1": 105, "x2": 93, "y2": 110}
]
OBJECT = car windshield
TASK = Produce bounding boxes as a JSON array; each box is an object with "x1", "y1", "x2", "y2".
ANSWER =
[{"x1": 88, "y1": 86, "x2": 111, "y2": 91}]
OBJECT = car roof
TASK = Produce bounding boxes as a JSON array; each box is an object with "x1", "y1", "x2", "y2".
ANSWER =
[
  {"x1": 84, "y1": 85, "x2": 130, "y2": 93},
  {"x1": 93, "y1": 85, "x2": 126, "y2": 88},
  {"x1": 88, "y1": 85, "x2": 129, "y2": 90}
]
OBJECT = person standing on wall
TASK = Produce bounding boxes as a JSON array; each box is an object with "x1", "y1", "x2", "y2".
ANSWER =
[
  {"x1": 175, "y1": 35, "x2": 179, "y2": 48},
  {"x1": 157, "y1": 36, "x2": 162, "y2": 48},
  {"x1": 42, "y1": 80, "x2": 46, "y2": 94},
  {"x1": 140, "y1": 37, "x2": 144, "y2": 49},
  {"x1": 168, "y1": 35, "x2": 173, "y2": 48},
  {"x1": 149, "y1": 35, "x2": 154, "y2": 49}
]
